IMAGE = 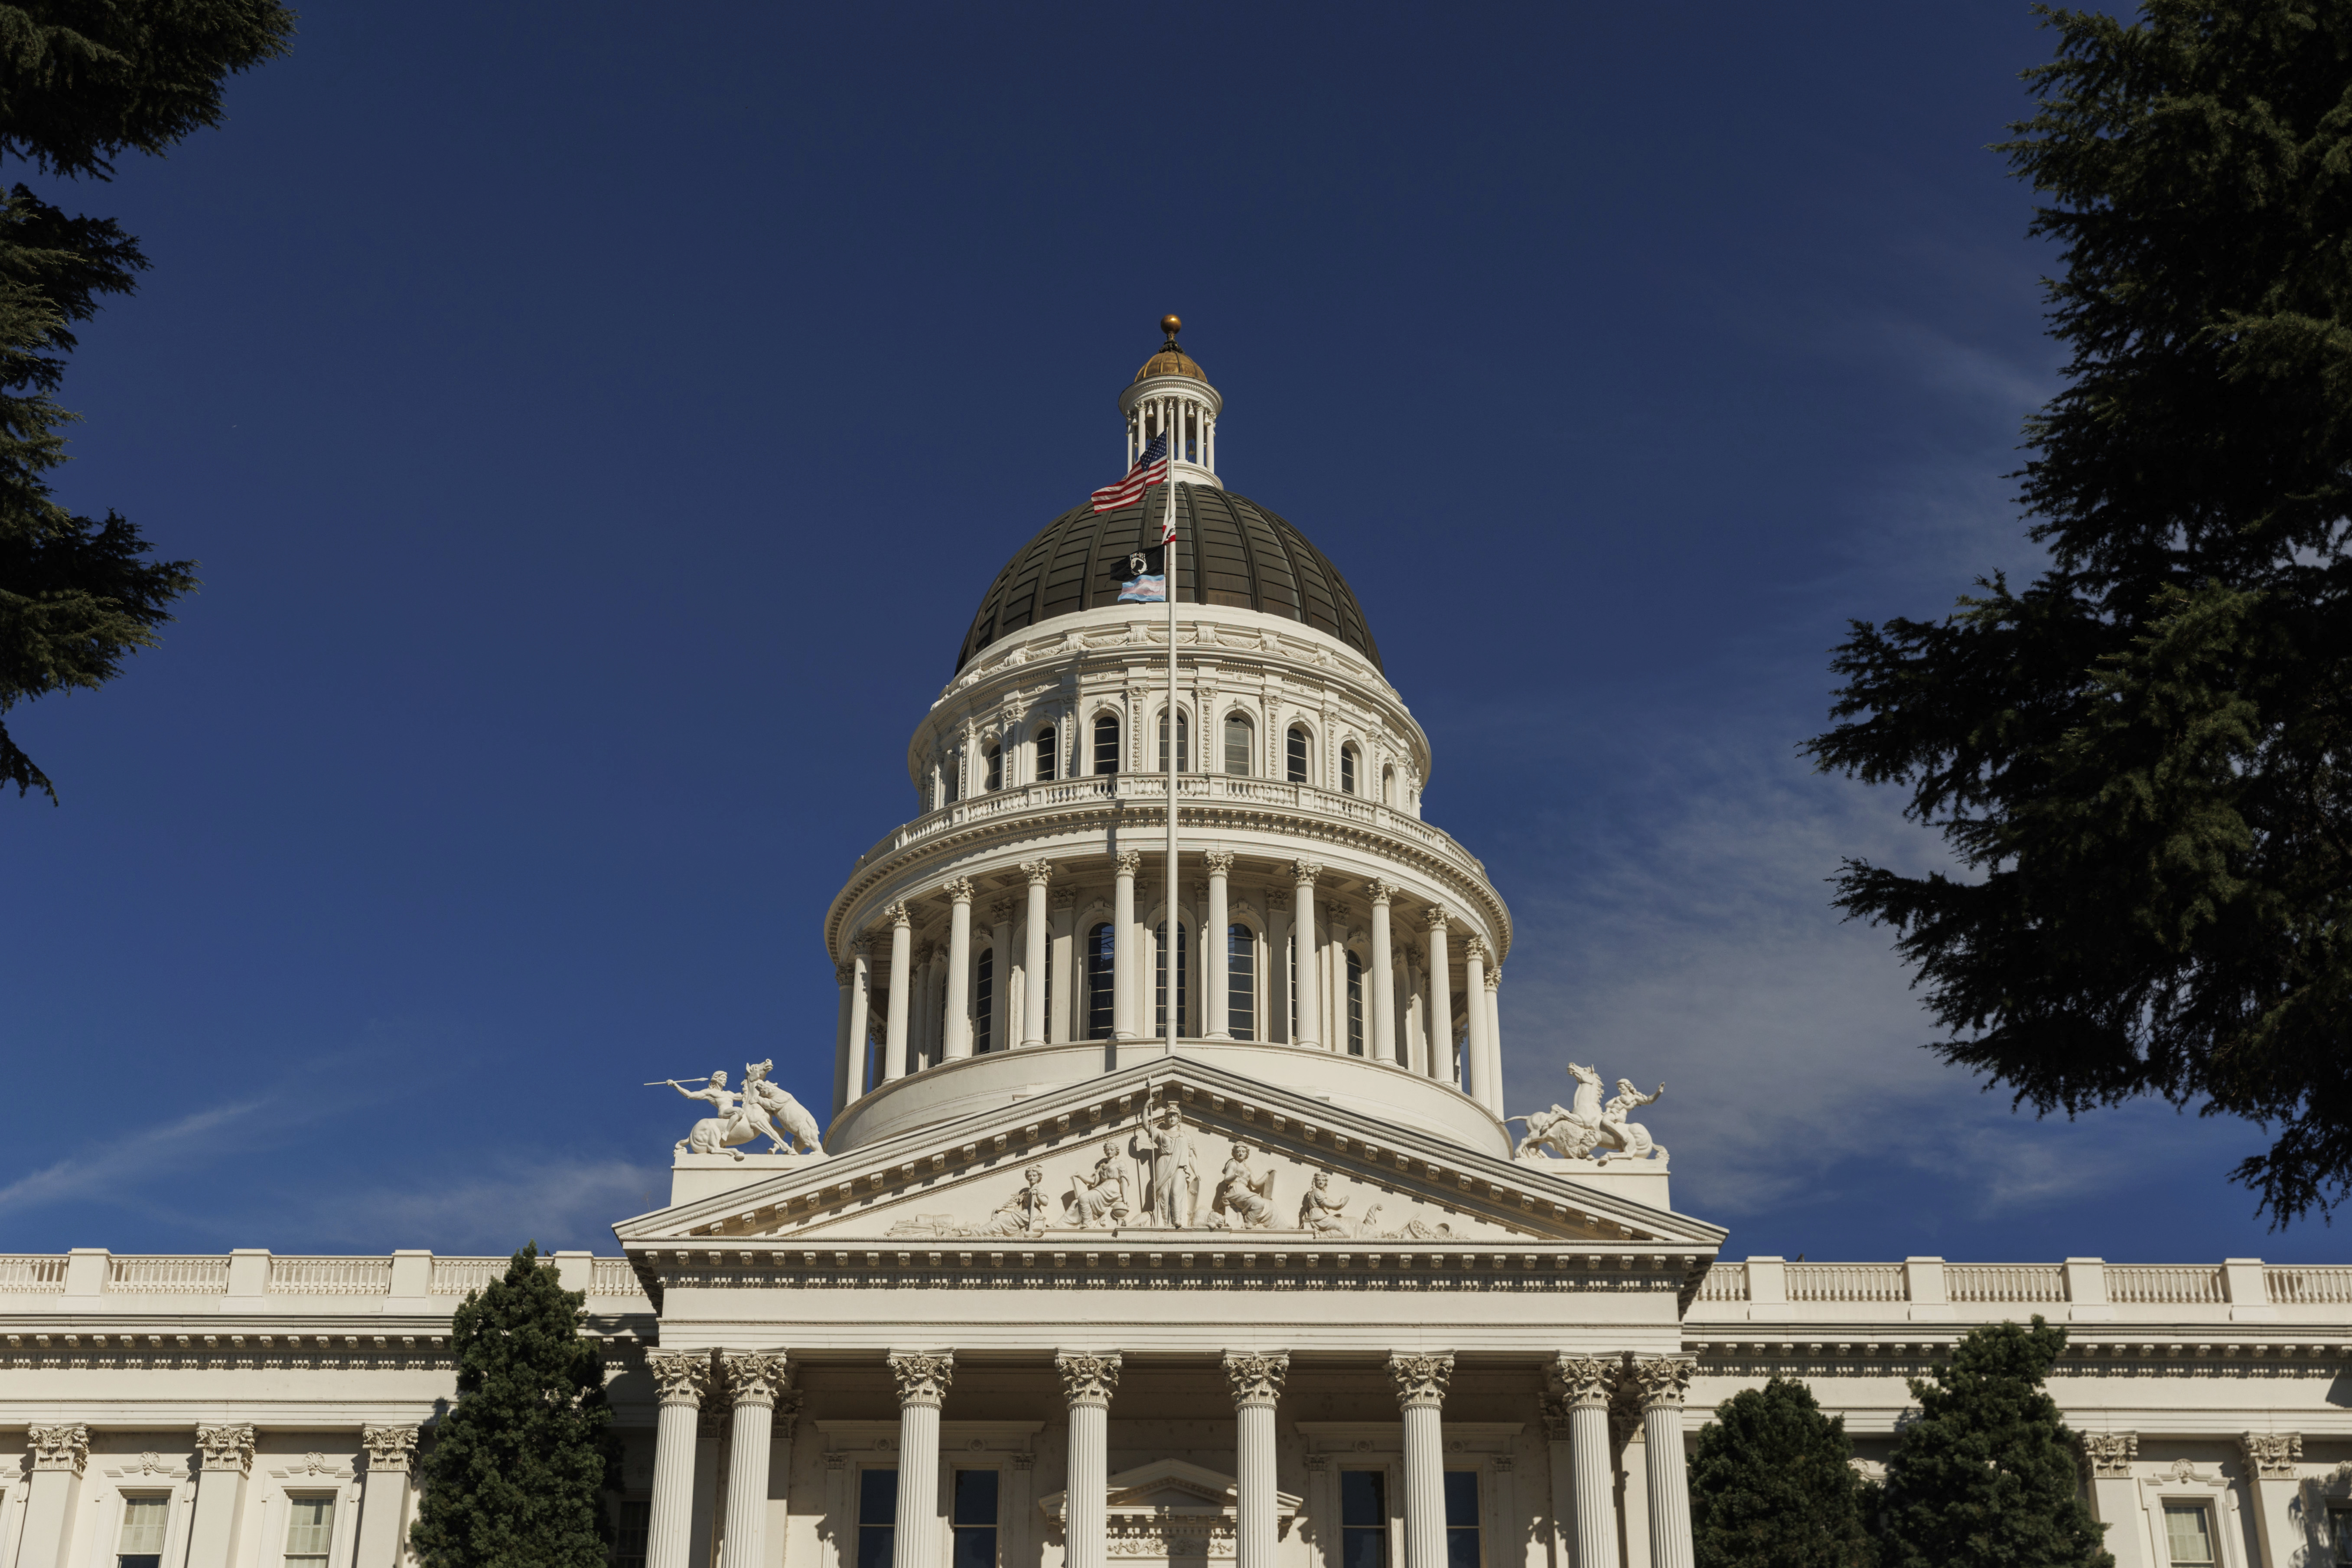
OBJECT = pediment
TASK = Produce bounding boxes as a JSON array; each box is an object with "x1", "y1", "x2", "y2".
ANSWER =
[{"x1": 614, "y1": 1057, "x2": 1723, "y2": 1257}]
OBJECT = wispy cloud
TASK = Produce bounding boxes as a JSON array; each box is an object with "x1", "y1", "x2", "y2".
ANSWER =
[
  {"x1": 0, "y1": 1099, "x2": 269, "y2": 1211},
  {"x1": 294, "y1": 1158, "x2": 667, "y2": 1254}
]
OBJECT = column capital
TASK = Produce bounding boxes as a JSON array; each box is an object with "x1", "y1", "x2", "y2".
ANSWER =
[
  {"x1": 360, "y1": 1424, "x2": 419, "y2": 1475},
  {"x1": 1267, "y1": 890, "x2": 1291, "y2": 912},
  {"x1": 989, "y1": 897, "x2": 1019, "y2": 925},
  {"x1": 835, "y1": 962, "x2": 854, "y2": 988},
  {"x1": 1055, "y1": 1350, "x2": 1124, "y2": 1408},
  {"x1": 881, "y1": 902, "x2": 910, "y2": 930},
  {"x1": 1290, "y1": 859, "x2": 1322, "y2": 886},
  {"x1": 1463, "y1": 936, "x2": 1491, "y2": 964},
  {"x1": 1365, "y1": 879, "x2": 1395, "y2": 907},
  {"x1": 1114, "y1": 850, "x2": 1143, "y2": 877},
  {"x1": 647, "y1": 1350, "x2": 713, "y2": 1409},
  {"x1": 29, "y1": 1424, "x2": 89, "y2": 1475},
  {"x1": 1626, "y1": 1355, "x2": 1694, "y2": 1412},
  {"x1": 1052, "y1": 888, "x2": 1078, "y2": 910},
  {"x1": 851, "y1": 934, "x2": 871, "y2": 957},
  {"x1": 722, "y1": 1351, "x2": 792, "y2": 1409},
  {"x1": 2239, "y1": 1431, "x2": 2300, "y2": 1478},
  {"x1": 2075, "y1": 1431, "x2": 2136, "y2": 1477},
  {"x1": 1386, "y1": 1351, "x2": 1453, "y2": 1409},
  {"x1": 773, "y1": 1389, "x2": 806, "y2": 1443},
  {"x1": 196, "y1": 1423, "x2": 255, "y2": 1475},
  {"x1": 1023, "y1": 859, "x2": 1056, "y2": 887},
  {"x1": 1203, "y1": 850, "x2": 1236, "y2": 877},
  {"x1": 1222, "y1": 1351, "x2": 1290, "y2": 1408},
  {"x1": 1485, "y1": 966, "x2": 1501, "y2": 991},
  {"x1": 1549, "y1": 1354, "x2": 1614, "y2": 1409},
  {"x1": 1537, "y1": 1393, "x2": 1574, "y2": 1440},
  {"x1": 943, "y1": 878, "x2": 976, "y2": 905},
  {"x1": 1423, "y1": 906, "x2": 1453, "y2": 933},
  {"x1": 889, "y1": 1350, "x2": 955, "y2": 1409}
]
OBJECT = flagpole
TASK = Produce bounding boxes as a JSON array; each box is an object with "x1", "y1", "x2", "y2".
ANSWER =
[{"x1": 1165, "y1": 473, "x2": 1180, "y2": 1059}]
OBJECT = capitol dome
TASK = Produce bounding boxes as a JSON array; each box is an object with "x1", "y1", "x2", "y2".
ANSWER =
[{"x1": 954, "y1": 488, "x2": 1385, "y2": 674}]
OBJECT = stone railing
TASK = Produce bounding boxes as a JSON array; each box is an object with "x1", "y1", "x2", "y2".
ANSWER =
[
  {"x1": 853, "y1": 773, "x2": 1488, "y2": 880},
  {"x1": 0, "y1": 1251, "x2": 654, "y2": 1305},
  {"x1": 1688, "y1": 1257, "x2": 2352, "y2": 1321}
]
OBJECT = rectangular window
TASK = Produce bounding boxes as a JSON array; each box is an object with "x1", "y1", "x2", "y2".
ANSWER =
[
  {"x1": 1035, "y1": 727, "x2": 1056, "y2": 782},
  {"x1": 1224, "y1": 716, "x2": 1251, "y2": 775},
  {"x1": 951, "y1": 1469, "x2": 999, "y2": 1568},
  {"x1": 858, "y1": 1468, "x2": 899, "y2": 1568},
  {"x1": 985, "y1": 746, "x2": 1002, "y2": 792},
  {"x1": 1227, "y1": 923, "x2": 1255, "y2": 1040},
  {"x1": 118, "y1": 1496, "x2": 170, "y2": 1568},
  {"x1": 1346, "y1": 949, "x2": 1365, "y2": 1056},
  {"x1": 2164, "y1": 1504, "x2": 2215, "y2": 1568},
  {"x1": 1286, "y1": 727, "x2": 1309, "y2": 784},
  {"x1": 1443, "y1": 1471, "x2": 1480, "y2": 1568},
  {"x1": 1159, "y1": 713, "x2": 1189, "y2": 773},
  {"x1": 612, "y1": 1500, "x2": 651, "y2": 1568},
  {"x1": 1340, "y1": 1470, "x2": 1388, "y2": 1568},
  {"x1": 974, "y1": 948, "x2": 994, "y2": 1054},
  {"x1": 1342, "y1": 746, "x2": 1357, "y2": 795},
  {"x1": 1085, "y1": 923, "x2": 1116, "y2": 1040},
  {"x1": 2329, "y1": 1506, "x2": 2352, "y2": 1567},
  {"x1": 1094, "y1": 715, "x2": 1119, "y2": 776},
  {"x1": 284, "y1": 1496, "x2": 336, "y2": 1568}
]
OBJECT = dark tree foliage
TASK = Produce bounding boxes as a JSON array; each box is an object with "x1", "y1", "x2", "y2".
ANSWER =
[
  {"x1": 1689, "y1": 1376, "x2": 1877, "y2": 1568},
  {"x1": 1805, "y1": 1, "x2": 2352, "y2": 1222},
  {"x1": 1879, "y1": 1318, "x2": 2110, "y2": 1568},
  {"x1": 410, "y1": 1245, "x2": 621, "y2": 1568},
  {"x1": 0, "y1": 1, "x2": 290, "y2": 800}
]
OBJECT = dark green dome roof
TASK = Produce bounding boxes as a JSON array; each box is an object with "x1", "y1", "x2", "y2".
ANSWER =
[{"x1": 955, "y1": 486, "x2": 1383, "y2": 674}]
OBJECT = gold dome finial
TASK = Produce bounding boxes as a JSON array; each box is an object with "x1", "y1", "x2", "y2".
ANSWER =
[{"x1": 1160, "y1": 313, "x2": 1182, "y2": 345}]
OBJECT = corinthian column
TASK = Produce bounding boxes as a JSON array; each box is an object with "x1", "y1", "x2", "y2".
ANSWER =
[
  {"x1": 646, "y1": 1353, "x2": 712, "y2": 1568},
  {"x1": 1203, "y1": 851, "x2": 1234, "y2": 1038},
  {"x1": 844, "y1": 939, "x2": 873, "y2": 1108},
  {"x1": 1550, "y1": 1357, "x2": 1618, "y2": 1568},
  {"x1": 1462, "y1": 938, "x2": 1491, "y2": 1110},
  {"x1": 1630, "y1": 1358, "x2": 1696, "y2": 1568},
  {"x1": 1113, "y1": 851, "x2": 1142, "y2": 1040},
  {"x1": 720, "y1": 1353, "x2": 790, "y2": 1568},
  {"x1": 889, "y1": 1353, "x2": 955, "y2": 1568},
  {"x1": 942, "y1": 880, "x2": 975, "y2": 1059},
  {"x1": 1223, "y1": 1354, "x2": 1289, "y2": 1568},
  {"x1": 1423, "y1": 910, "x2": 1454, "y2": 1086},
  {"x1": 1367, "y1": 881, "x2": 1398, "y2": 1064},
  {"x1": 18, "y1": 1426, "x2": 88, "y2": 1568},
  {"x1": 1056, "y1": 1352, "x2": 1123, "y2": 1568},
  {"x1": 882, "y1": 904, "x2": 913, "y2": 1081},
  {"x1": 1485, "y1": 967, "x2": 1504, "y2": 1112},
  {"x1": 1022, "y1": 860, "x2": 1053, "y2": 1046},
  {"x1": 1291, "y1": 860, "x2": 1323, "y2": 1049},
  {"x1": 356, "y1": 1425, "x2": 420, "y2": 1568},
  {"x1": 187, "y1": 1424, "x2": 255, "y2": 1568},
  {"x1": 989, "y1": 898, "x2": 1016, "y2": 1051},
  {"x1": 1388, "y1": 1353, "x2": 1453, "y2": 1568}
]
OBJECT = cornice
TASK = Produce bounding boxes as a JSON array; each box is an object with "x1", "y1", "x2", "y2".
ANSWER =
[
  {"x1": 1684, "y1": 1336, "x2": 2350, "y2": 1379},
  {"x1": 0, "y1": 1322, "x2": 653, "y2": 1371}
]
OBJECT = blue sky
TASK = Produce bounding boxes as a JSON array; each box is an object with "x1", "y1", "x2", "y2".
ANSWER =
[{"x1": 3, "y1": 3, "x2": 2328, "y2": 1265}]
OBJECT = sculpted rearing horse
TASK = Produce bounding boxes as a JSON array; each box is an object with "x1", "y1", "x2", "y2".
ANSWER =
[{"x1": 1513, "y1": 1063, "x2": 1667, "y2": 1163}]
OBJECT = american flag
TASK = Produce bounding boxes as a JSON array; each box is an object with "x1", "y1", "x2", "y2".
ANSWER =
[{"x1": 1091, "y1": 434, "x2": 1168, "y2": 514}]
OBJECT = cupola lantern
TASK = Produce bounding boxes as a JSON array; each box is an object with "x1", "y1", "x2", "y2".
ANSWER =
[{"x1": 1120, "y1": 313, "x2": 1223, "y2": 488}]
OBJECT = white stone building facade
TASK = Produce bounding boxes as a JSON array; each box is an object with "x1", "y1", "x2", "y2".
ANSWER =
[{"x1": 4, "y1": 331, "x2": 2348, "y2": 1568}]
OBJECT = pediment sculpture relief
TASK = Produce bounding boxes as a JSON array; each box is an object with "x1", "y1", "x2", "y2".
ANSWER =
[{"x1": 1512, "y1": 1062, "x2": 1665, "y2": 1164}]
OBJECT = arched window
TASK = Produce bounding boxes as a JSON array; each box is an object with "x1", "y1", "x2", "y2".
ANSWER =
[
  {"x1": 984, "y1": 744, "x2": 1003, "y2": 792},
  {"x1": 1156, "y1": 919, "x2": 1189, "y2": 1037},
  {"x1": 1345, "y1": 949, "x2": 1365, "y2": 1056},
  {"x1": 1093, "y1": 714, "x2": 1120, "y2": 776},
  {"x1": 974, "y1": 948, "x2": 994, "y2": 1053},
  {"x1": 1382, "y1": 765, "x2": 1397, "y2": 805},
  {"x1": 1084, "y1": 923, "x2": 1116, "y2": 1039},
  {"x1": 1034, "y1": 726, "x2": 1056, "y2": 783},
  {"x1": 1224, "y1": 713, "x2": 1253, "y2": 775},
  {"x1": 1286, "y1": 726, "x2": 1310, "y2": 785},
  {"x1": 1158, "y1": 711, "x2": 1189, "y2": 773},
  {"x1": 1227, "y1": 923, "x2": 1255, "y2": 1040},
  {"x1": 1340, "y1": 744, "x2": 1358, "y2": 796}
]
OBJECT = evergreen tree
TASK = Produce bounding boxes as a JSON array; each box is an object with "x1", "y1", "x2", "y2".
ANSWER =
[
  {"x1": 410, "y1": 1244, "x2": 621, "y2": 1568},
  {"x1": 1805, "y1": 2, "x2": 2352, "y2": 1222},
  {"x1": 1689, "y1": 1376, "x2": 1877, "y2": 1568},
  {"x1": 1879, "y1": 1317, "x2": 2109, "y2": 1568},
  {"x1": 0, "y1": 1, "x2": 291, "y2": 800}
]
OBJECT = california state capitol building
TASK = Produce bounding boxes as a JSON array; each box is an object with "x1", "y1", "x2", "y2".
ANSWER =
[{"x1": 5, "y1": 323, "x2": 2349, "y2": 1568}]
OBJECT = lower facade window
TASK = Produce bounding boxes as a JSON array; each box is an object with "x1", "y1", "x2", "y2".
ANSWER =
[
  {"x1": 1085, "y1": 924, "x2": 1115, "y2": 1040},
  {"x1": 2163, "y1": 1504, "x2": 2214, "y2": 1568},
  {"x1": 117, "y1": 1496, "x2": 170, "y2": 1568},
  {"x1": 858, "y1": 1468, "x2": 899, "y2": 1568},
  {"x1": 1444, "y1": 1470, "x2": 1480, "y2": 1568},
  {"x1": 612, "y1": 1500, "x2": 651, "y2": 1568},
  {"x1": 284, "y1": 1496, "x2": 336, "y2": 1568},
  {"x1": 1340, "y1": 1470, "x2": 1388, "y2": 1568},
  {"x1": 951, "y1": 1469, "x2": 999, "y2": 1568},
  {"x1": 2328, "y1": 1506, "x2": 2352, "y2": 1567},
  {"x1": 1227, "y1": 924, "x2": 1255, "y2": 1039}
]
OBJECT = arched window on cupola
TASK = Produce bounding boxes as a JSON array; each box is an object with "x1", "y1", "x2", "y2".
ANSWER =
[
  {"x1": 1034, "y1": 725, "x2": 1056, "y2": 783},
  {"x1": 1224, "y1": 712, "x2": 1253, "y2": 775},
  {"x1": 984, "y1": 743, "x2": 1003, "y2": 792},
  {"x1": 1345, "y1": 949, "x2": 1365, "y2": 1056},
  {"x1": 1227, "y1": 923, "x2": 1255, "y2": 1040},
  {"x1": 1084, "y1": 923, "x2": 1116, "y2": 1039},
  {"x1": 1093, "y1": 714, "x2": 1120, "y2": 776},
  {"x1": 1285, "y1": 726, "x2": 1310, "y2": 785},
  {"x1": 1158, "y1": 711, "x2": 1189, "y2": 773},
  {"x1": 1341, "y1": 743, "x2": 1359, "y2": 796},
  {"x1": 974, "y1": 948, "x2": 994, "y2": 1053}
]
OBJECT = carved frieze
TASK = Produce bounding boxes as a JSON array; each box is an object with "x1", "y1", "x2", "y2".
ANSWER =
[
  {"x1": 361, "y1": 1425, "x2": 419, "y2": 1474},
  {"x1": 889, "y1": 1351, "x2": 954, "y2": 1409},
  {"x1": 1387, "y1": 1353, "x2": 1453, "y2": 1409}
]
